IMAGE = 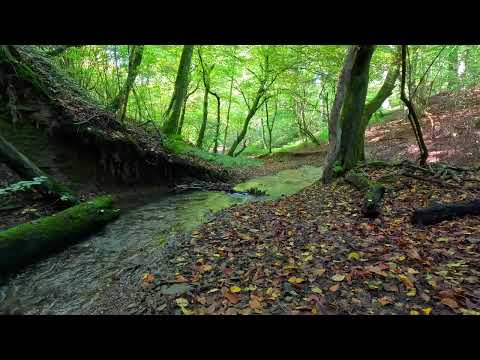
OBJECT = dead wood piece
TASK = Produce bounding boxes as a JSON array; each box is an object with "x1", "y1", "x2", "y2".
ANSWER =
[
  {"x1": 346, "y1": 171, "x2": 385, "y2": 218},
  {"x1": 412, "y1": 199, "x2": 480, "y2": 225}
]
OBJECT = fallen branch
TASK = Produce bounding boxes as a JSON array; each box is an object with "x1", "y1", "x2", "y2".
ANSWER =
[
  {"x1": 412, "y1": 199, "x2": 480, "y2": 226},
  {"x1": 0, "y1": 196, "x2": 120, "y2": 273},
  {"x1": 345, "y1": 171, "x2": 385, "y2": 218}
]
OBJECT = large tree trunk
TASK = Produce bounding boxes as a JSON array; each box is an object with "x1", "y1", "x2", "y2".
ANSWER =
[
  {"x1": 322, "y1": 46, "x2": 363, "y2": 183},
  {"x1": 109, "y1": 45, "x2": 144, "y2": 123},
  {"x1": 0, "y1": 196, "x2": 119, "y2": 273},
  {"x1": 336, "y1": 45, "x2": 376, "y2": 171},
  {"x1": 0, "y1": 133, "x2": 78, "y2": 205},
  {"x1": 163, "y1": 45, "x2": 194, "y2": 135}
]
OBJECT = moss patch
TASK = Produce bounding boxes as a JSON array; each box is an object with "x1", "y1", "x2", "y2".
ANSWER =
[{"x1": 0, "y1": 195, "x2": 120, "y2": 273}]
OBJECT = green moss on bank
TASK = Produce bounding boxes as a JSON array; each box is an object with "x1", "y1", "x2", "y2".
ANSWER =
[{"x1": 163, "y1": 137, "x2": 262, "y2": 168}]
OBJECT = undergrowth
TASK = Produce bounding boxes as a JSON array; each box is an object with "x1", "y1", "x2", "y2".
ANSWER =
[{"x1": 163, "y1": 137, "x2": 262, "y2": 168}]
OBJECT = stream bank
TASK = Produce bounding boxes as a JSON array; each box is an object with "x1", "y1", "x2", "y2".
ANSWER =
[{"x1": 0, "y1": 165, "x2": 324, "y2": 314}]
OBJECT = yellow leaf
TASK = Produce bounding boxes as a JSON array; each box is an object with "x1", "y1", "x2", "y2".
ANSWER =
[
  {"x1": 406, "y1": 288, "x2": 417, "y2": 297},
  {"x1": 311, "y1": 286, "x2": 323, "y2": 294},
  {"x1": 181, "y1": 307, "x2": 194, "y2": 315},
  {"x1": 288, "y1": 277, "x2": 305, "y2": 284},
  {"x1": 347, "y1": 252, "x2": 360, "y2": 261},
  {"x1": 239, "y1": 233, "x2": 253, "y2": 241},
  {"x1": 230, "y1": 286, "x2": 242, "y2": 293},
  {"x1": 331, "y1": 274, "x2": 345, "y2": 282},
  {"x1": 422, "y1": 307, "x2": 432, "y2": 315},
  {"x1": 459, "y1": 308, "x2": 480, "y2": 315},
  {"x1": 398, "y1": 255, "x2": 406, "y2": 262},
  {"x1": 201, "y1": 264, "x2": 213, "y2": 273},
  {"x1": 410, "y1": 310, "x2": 420, "y2": 315},
  {"x1": 176, "y1": 298, "x2": 189, "y2": 308},
  {"x1": 304, "y1": 254, "x2": 313, "y2": 262}
]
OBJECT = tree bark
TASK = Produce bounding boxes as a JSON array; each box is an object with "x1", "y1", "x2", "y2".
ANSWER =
[
  {"x1": 211, "y1": 91, "x2": 221, "y2": 153},
  {"x1": 400, "y1": 45, "x2": 429, "y2": 165},
  {"x1": 163, "y1": 45, "x2": 194, "y2": 135},
  {"x1": 109, "y1": 45, "x2": 144, "y2": 123},
  {"x1": 0, "y1": 196, "x2": 119, "y2": 273},
  {"x1": 197, "y1": 86, "x2": 209, "y2": 148},
  {"x1": 322, "y1": 46, "x2": 360, "y2": 183},
  {"x1": 0, "y1": 133, "x2": 78, "y2": 205},
  {"x1": 336, "y1": 45, "x2": 376, "y2": 171},
  {"x1": 222, "y1": 68, "x2": 235, "y2": 154},
  {"x1": 227, "y1": 86, "x2": 266, "y2": 157},
  {"x1": 177, "y1": 82, "x2": 199, "y2": 135}
]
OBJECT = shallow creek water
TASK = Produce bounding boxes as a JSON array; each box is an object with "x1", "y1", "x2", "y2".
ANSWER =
[{"x1": 0, "y1": 165, "x2": 323, "y2": 314}]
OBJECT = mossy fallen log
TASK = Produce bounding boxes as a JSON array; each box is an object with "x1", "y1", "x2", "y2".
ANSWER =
[
  {"x1": 0, "y1": 195, "x2": 120, "y2": 273},
  {"x1": 0, "y1": 133, "x2": 78, "y2": 204},
  {"x1": 345, "y1": 171, "x2": 386, "y2": 218},
  {"x1": 411, "y1": 199, "x2": 480, "y2": 226}
]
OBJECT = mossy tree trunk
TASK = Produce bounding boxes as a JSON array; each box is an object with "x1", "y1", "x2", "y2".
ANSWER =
[
  {"x1": 0, "y1": 133, "x2": 78, "y2": 205},
  {"x1": 163, "y1": 45, "x2": 194, "y2": 135},
  {"x1": 0, "y1": 196, "x2": 119, "y2": 273},
  {"x1": 323, "y1": 46, "x2": 375, "y2": 183},
  {"x1": 336, "y1": 45, "x2": 376, "y2": 171},
  {"x1": 109, "y1": 45, "x2": 144, "y2": 123}
]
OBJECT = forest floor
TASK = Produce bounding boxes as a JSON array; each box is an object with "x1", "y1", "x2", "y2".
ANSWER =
[
  {"x1": 2, "y1": 89, "x2": 480, "y2": 315},
  {"x1": 125, "y1": 89, "x2": 480, "y2": 315}
]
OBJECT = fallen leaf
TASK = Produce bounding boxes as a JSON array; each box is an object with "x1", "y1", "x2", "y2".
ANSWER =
[
  {"x1": 331, "y1": 274, "x2": 345, "y2": 282},
  {"x1": 288, "y1": 276, "x2": 305, "y2": 284},
  {"x1": 201, "y1": 264, "x2": 213, "y2": 273},
  {"x1": 329, "y1": 284, "x2": 340, "y2": 292},
  {"x1": 406, "y1": 288, "x2": 417, "y2": 297},
  {"x1": 422, "y1": 307, "x2": 432, "y2": 315},
  {"x1": 230, "y1": 286, "x2": 242, "y2": 293},
  {"x1": 224, "y1": 291, "x2": 240, "y2": 304},
  {"x1": 142, "y1": 273, "x2": 155, "y2": 282},
  {"x1": 441, "y1": 297, "x2": 458, "y2": 309},
  {"x1": 176, "y1": 298, "x2": 189, "y2": 308},
  {"x1": 311, "y1": 286, "x2": 323, "y2": 294},
  {"x1": 314, "y1": 268, "x2": 326, "y2": 277},
  {"x1": 347, "y1": 252, "x2": 361, "y2": 261},
  {"x1": 378, "y1": 296, "x2": 393, "y2": 306}
]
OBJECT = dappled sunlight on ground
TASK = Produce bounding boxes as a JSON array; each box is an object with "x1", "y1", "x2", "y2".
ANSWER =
[{"x1": 365, "y1": 88, "x2": 480, "y2": 166}]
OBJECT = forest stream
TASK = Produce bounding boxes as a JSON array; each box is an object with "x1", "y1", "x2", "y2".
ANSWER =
[{"x1": 0, "y1": 165, "x2": 323, "y2": 314}]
